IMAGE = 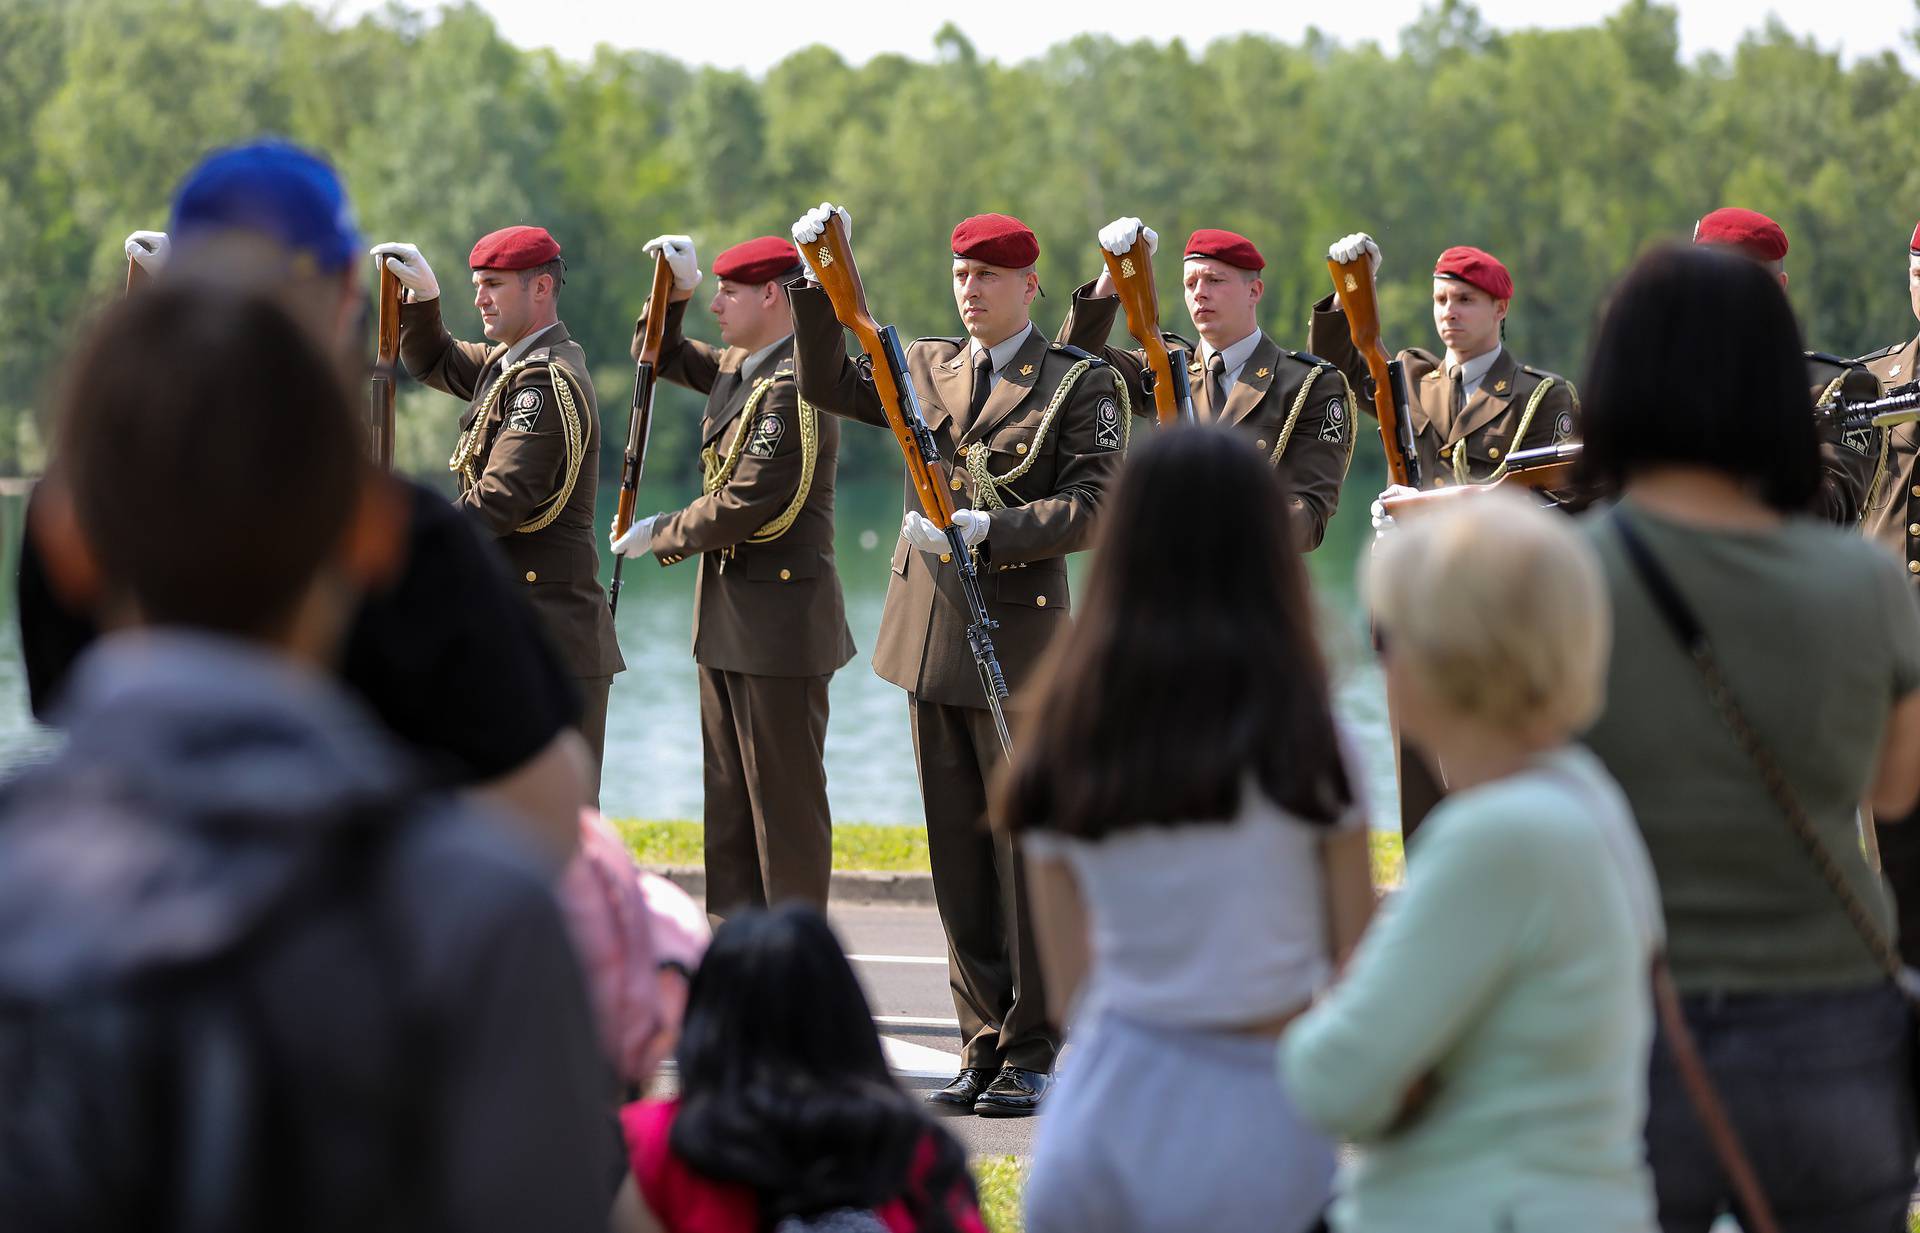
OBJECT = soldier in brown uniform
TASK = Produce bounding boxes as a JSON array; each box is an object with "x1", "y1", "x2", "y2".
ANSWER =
[
  {"x1": 1690, "y1": 206, "x2": 1881, "y2": 524},
  {"x1": 788, "y1": 203, "x2": 1126, "y2": 1117},
  {"x1": 611, "y1": 233, "x2": 854, "y2": 915},
  {"x1": 372, "y1": 227, "x2": 624, "y2": 798},
  {"x1": 1055, "y1": 217, "x2": 1355, "y2": 550},
  {"x1": 1311, "y1": 235, "x2": 1579, "y2": 837},
  {"x1": 1312, "y1": 235, "x2": 1580, "y2": 502},
  {"x1": 1852, "y1": 220, "x2": 1920, "y2": 970}
]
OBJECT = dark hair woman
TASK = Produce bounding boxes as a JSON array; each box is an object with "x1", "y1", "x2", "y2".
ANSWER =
[
  {"x1": 994, "y1": 425, "x2": 1374, "y2": 1233},
  {"x1": 619, "y1": 905, "x2": 985, "y2": 1233},
  {"x1": 1576, "y1": 244, "x2": 1920, "y2": 1227}
]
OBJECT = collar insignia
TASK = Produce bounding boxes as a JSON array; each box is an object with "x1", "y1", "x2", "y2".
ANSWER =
[
  {"x1": 1255, "y1": 367, "x2": 1270, "y2": 378},
  {"x1": 1494, "y1": 378, "x2": 1509, "y2": 393},
  {"x1": 1019, "y1": 363, "x2": 1034, "y2": 377}
]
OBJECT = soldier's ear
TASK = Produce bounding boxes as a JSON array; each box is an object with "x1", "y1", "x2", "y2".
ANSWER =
[
  {"x1": 336, "y1": 471, "x2": 407, "y2": 592},
  {"x1": 33, "y1": 471, "x2": 105, "y2": 615}
]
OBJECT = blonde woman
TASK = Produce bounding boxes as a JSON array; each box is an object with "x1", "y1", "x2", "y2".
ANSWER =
[{"x1": 1280, "y1": 492, "x2": 1663, "y2": 1232}]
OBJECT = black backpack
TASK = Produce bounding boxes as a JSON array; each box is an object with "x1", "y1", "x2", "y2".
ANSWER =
[{"x1": 0, "y1": 812, "x2": 441, "y2": 1233}]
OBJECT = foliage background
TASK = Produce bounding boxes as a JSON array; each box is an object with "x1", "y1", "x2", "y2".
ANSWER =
[{"x1": 7, "y1": 0, "x2": 1920, "y2": 487}]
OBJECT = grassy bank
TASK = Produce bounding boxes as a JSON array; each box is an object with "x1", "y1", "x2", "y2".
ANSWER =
[{"x1": 612, "y1": 819, "x2": 1408, "y2": 887}]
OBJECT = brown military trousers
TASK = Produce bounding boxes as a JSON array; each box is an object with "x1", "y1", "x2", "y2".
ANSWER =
[
  {"x1": 698, "y1": 666, "x2": 833, "y2": 916},
  {"x1": 909, "y1": 697, "x2": 1056, "y2": 1074}
]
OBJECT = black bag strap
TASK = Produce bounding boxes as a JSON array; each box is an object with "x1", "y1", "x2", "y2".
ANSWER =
[{"x1": 1608, "y1": 510, "x2": 1785, "y2": 1233}]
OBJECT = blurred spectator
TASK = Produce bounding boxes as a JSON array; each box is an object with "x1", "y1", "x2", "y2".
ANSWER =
[
  {"x1": 1576, "y1": 243, "x2": 1920, "y2": 1230},
  {"x1": 0, "y1": 285, "x2": 613, "y2": 1231},
  {"x1": 1280, "y1": 491, "x2": 1663, "y2": 1231},
  {"x1": 996, "y1": 427, "x2": 1371, "y2": 1233},
  {"x1": 17, "y1": 139, "x2": 590, "y2": 866},
  {"x1": 621, "y1": 906, "x2": 984, "y2": 1233}
]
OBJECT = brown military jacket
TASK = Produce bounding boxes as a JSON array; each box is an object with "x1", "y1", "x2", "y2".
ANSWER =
[
  {"x1": 631, "y1": 297, "x2": 855, "y2": 679},
  {"x1": 399, "y1": 298, "x2": 624, "y2": 679},
  {"x1": 1055, "y1": 280, "x2": 1355, "y2": 550},
  {"x1": 788, "y1": 281, "x2": 1126, "y2": 709},
  {"x1": 1856, "y1": 334, "x2": 1920, "y2": 577},
  {"x1": 1805, "y1": 351, "x2": 1885, "y2": 525},
  {"x1": 1309, "y1": 293, "x2": 1578, "y2": 490}
]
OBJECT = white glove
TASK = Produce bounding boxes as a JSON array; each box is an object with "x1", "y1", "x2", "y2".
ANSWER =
[
  {"x1": 610, "y1": 513, "x2": 659, "y2": 559},
  {"x1": 125, "y1": 230, "x2": 170, "y2": 273},
  {"x1": 1370, "y1": 484, "x2": 1419, "y2": 532},
  {"x1": 1098, "y1": 216, "x2": 1158, "y2": 258},
  {"x1": 643, "y1": 235, "x2": 702, "y2": 291},
  {"x1": 369, "y1": 242, "x2": 440, "y2": 301},
  {"x1": 792, "y1": 202, "x2": 849, "y2": 249},
  {"x1": 902, "y1": 509, "x2": 989, "y2": 555},
  {"x1": 1329, "y1": 232, "x2": 1382, "y2": 275}
]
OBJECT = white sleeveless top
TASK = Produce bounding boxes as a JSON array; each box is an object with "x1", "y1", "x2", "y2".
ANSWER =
[{"x1": 1023, "y1": 783, "x2": 1365, "y2": 1030}]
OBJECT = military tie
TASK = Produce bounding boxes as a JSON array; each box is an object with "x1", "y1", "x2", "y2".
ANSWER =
[
  {"x1": 967, "y1": 348, "x2": 993, "y2": 427},
  {"x1": 1445, "y1": 367, "x2": 1465, "y2": 440},
  {"x1": 1206, "y1": 352, "x2": 1227, "y2": 422}
]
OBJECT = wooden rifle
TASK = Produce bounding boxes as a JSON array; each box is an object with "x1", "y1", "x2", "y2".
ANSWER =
[
  {"x1": 609, "y1": 252, "x2": 676, "y2": 617},
  {"x1": 1379, "y1": 442, "x2": 1578, "y2": 518},
  {"x1": 1327, "y1": 252, "x2": 1420, "y2": 488},
  {"x1": 367, "y1": 258, "x2": 402, "y2": 471},
  {"x1": 1098, "y1": 233, "x2": 1194, "y2": 424},
  {"x1": 124, "y1": 255, "x2": 148, "y2": 297},
  {"x1": 798, "y1": 210, "x2": 1013, "y2": 757}
]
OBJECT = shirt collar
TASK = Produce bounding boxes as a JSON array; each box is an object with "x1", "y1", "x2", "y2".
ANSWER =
[
  {"x1": 1200, "y1": 329, "x2": 1263, "y2": 384},
  {"x1": 1447, "y1": 344, "x2": 1503, "y2": 397},
  {"x1": 502, "y1": 321, "x2": 561, "y2": 368},
  {"x1": 741, "y1": 333, "x2": 793, "y2": 383},
  {"x1": 969, "y1": 322, "x2": 1036, "y2": 375}
]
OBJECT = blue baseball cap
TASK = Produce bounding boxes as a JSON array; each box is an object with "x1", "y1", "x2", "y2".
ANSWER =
[{"x1": 168, "y1": 139, "x2": 361, "y2": 275}]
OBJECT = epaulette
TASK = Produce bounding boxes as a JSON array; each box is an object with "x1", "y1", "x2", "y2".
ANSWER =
[
  {"x1": 1854, "y1": 341, "x2": 1902, "y2": 363},
  {"x1": 911, "y1": 335, "x2": 967, "y2": 350},
  {"x1": 1403, "y1": 346, "x2": 1442, "y2": 366},
  {"x1": 1520, "y1": 363, "x2": 1565, "y2": 381},
  {"x1": 1051, "y1": 342, "x2": 1105, "y2": 365},
  {"x1": 1286, "y1": 348, "x2": 1337, "y2": 369},
  {"x1": 1806, "y1": 350, "x2": 1869, "y2": 371}
]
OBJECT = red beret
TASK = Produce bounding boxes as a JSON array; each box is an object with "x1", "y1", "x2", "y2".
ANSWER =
[
  {"x1": 1433, "y1": 246, "x2": 1513, "y2": 301},
  {"x1": 1183, "y1": 228, "x2": 1264, "y2": 271},
  {"x1": 713, "y1": 236, "x2": 802, "y2": 285},
  {"x1": 1909, "y1": 221, "x2": 1920, "y2": 255},
  {"x1": 1692, "y1": 207, "x2": 1788, "y2": 262},
  {"x1": 951, "y1": 214, "x2": 1039, "y2": 268},
  {"x1": 469, "y1": 225, "x2": 561, "y2": 271}
]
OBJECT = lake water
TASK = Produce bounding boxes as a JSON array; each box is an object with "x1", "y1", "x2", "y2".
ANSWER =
[{"x1": 0, "y1": 481, "x2": 1400, "y2": 829}]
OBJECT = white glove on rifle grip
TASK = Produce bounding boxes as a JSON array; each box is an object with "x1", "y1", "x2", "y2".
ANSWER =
[
  {"x1": 1370, "y1": 484, "x2": 1419, "y2": 532},
  {"x1": 902, "y1": 509, "x2": 988, "y2": 554},
  {"x1": 791, "y1": 203, "x2": 851, "y2": 282},
  {"x1": 369, "y1": 242, "x2": 440, "y2": 301},
  {"x1": 1329, "y1": 232, "x2": 1382, "y2": 274},
  {"x1": 1098, "y1": 217, "x2": 1158, "y2": 258},
  {"x1": 610, "y1": 513, "x2": 660, "y2": 559},
  {"x1": 125, "y1": 230, "x2": 170, "y2": 273},
  {"x1": 643, "y1": 235, "x2": 702, "y2": 291}
]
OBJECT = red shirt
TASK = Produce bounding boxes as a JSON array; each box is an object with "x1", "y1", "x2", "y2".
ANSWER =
[{"x1": 621, "y1": 1098, "x2": 986, "y2": 1233}]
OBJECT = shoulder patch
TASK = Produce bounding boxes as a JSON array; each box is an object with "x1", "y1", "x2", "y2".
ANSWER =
[
  {"x1": 1553, "y1": 409, "x2": 1577, "y2": 444},
  {"x1": 1051, "y1": 342, "x2": 1104, "y2": 365},
  {"x1": 505, "y1": 385, "x2": 545, "y2": 431},
  {"x1": 1317, "y1": 394, "x2": 1350, "y2": 444},
  {"x1": 746, "y1": 410, "x2": 785, "y2": 458},
  {"x1": 1093, "y1": 394, "x2": 1122, "y2": 450}
]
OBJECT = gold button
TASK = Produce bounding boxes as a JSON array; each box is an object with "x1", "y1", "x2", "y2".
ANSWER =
[
  {"x1": 778, "y1": 568, "x2": 792, "y2": 581},
  {"x1": 1488, "y1": 446, "x2": 1502, "y2": 460},
  {"x1": 1909, "y1": 561, "x2": 1919, "y2": 575},
  {"x1": 1256, "y1": 439, "x2": 1268, "y2": 450},
  {"x1": 1016, "y1": 442, "x2": 1028, "y2": 455},
  {"x1": 524, "y1": 570, "x2": 537, "y2": 583},
  {"x1": 1036, "y1": 595, "x2": 1048, "y2": 607},
  {"x1": 950, "y1": 476, "x2": 963, "y2": 491},
  {"x1": 1909, "y1": 524, "x2": 1919, "y2": 537},
  {"x1": 939, "y1": 553, "x2": 952, "y2": 564},
  {"x1": 1911, "y1": 484, "x2": 1920, "y2": 498}
]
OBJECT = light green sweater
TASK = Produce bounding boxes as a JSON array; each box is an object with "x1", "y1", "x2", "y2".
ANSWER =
[{"x1": 1278, "y1": 746, "x2": 1662, "y2": 1232}]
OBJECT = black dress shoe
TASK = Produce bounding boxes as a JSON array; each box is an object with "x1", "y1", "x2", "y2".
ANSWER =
[
  {"x1": 973, "y1": 1066, "x2": 1050, "y2": 1117},
  {"x1": 926, "y1": 1067, "x2": 992, "y2": 1115}
]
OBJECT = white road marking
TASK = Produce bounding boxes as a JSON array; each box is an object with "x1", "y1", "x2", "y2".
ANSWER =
[
  {"x1": 848, "y1": 952, "x2": 946, "y2": 966},
  {"x1": 874, "y1": 1014, "x2": 961, "y2": 1028},
  {"x1": 881, "y1": 1034, "x2": 963, "y2": 1079}
]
